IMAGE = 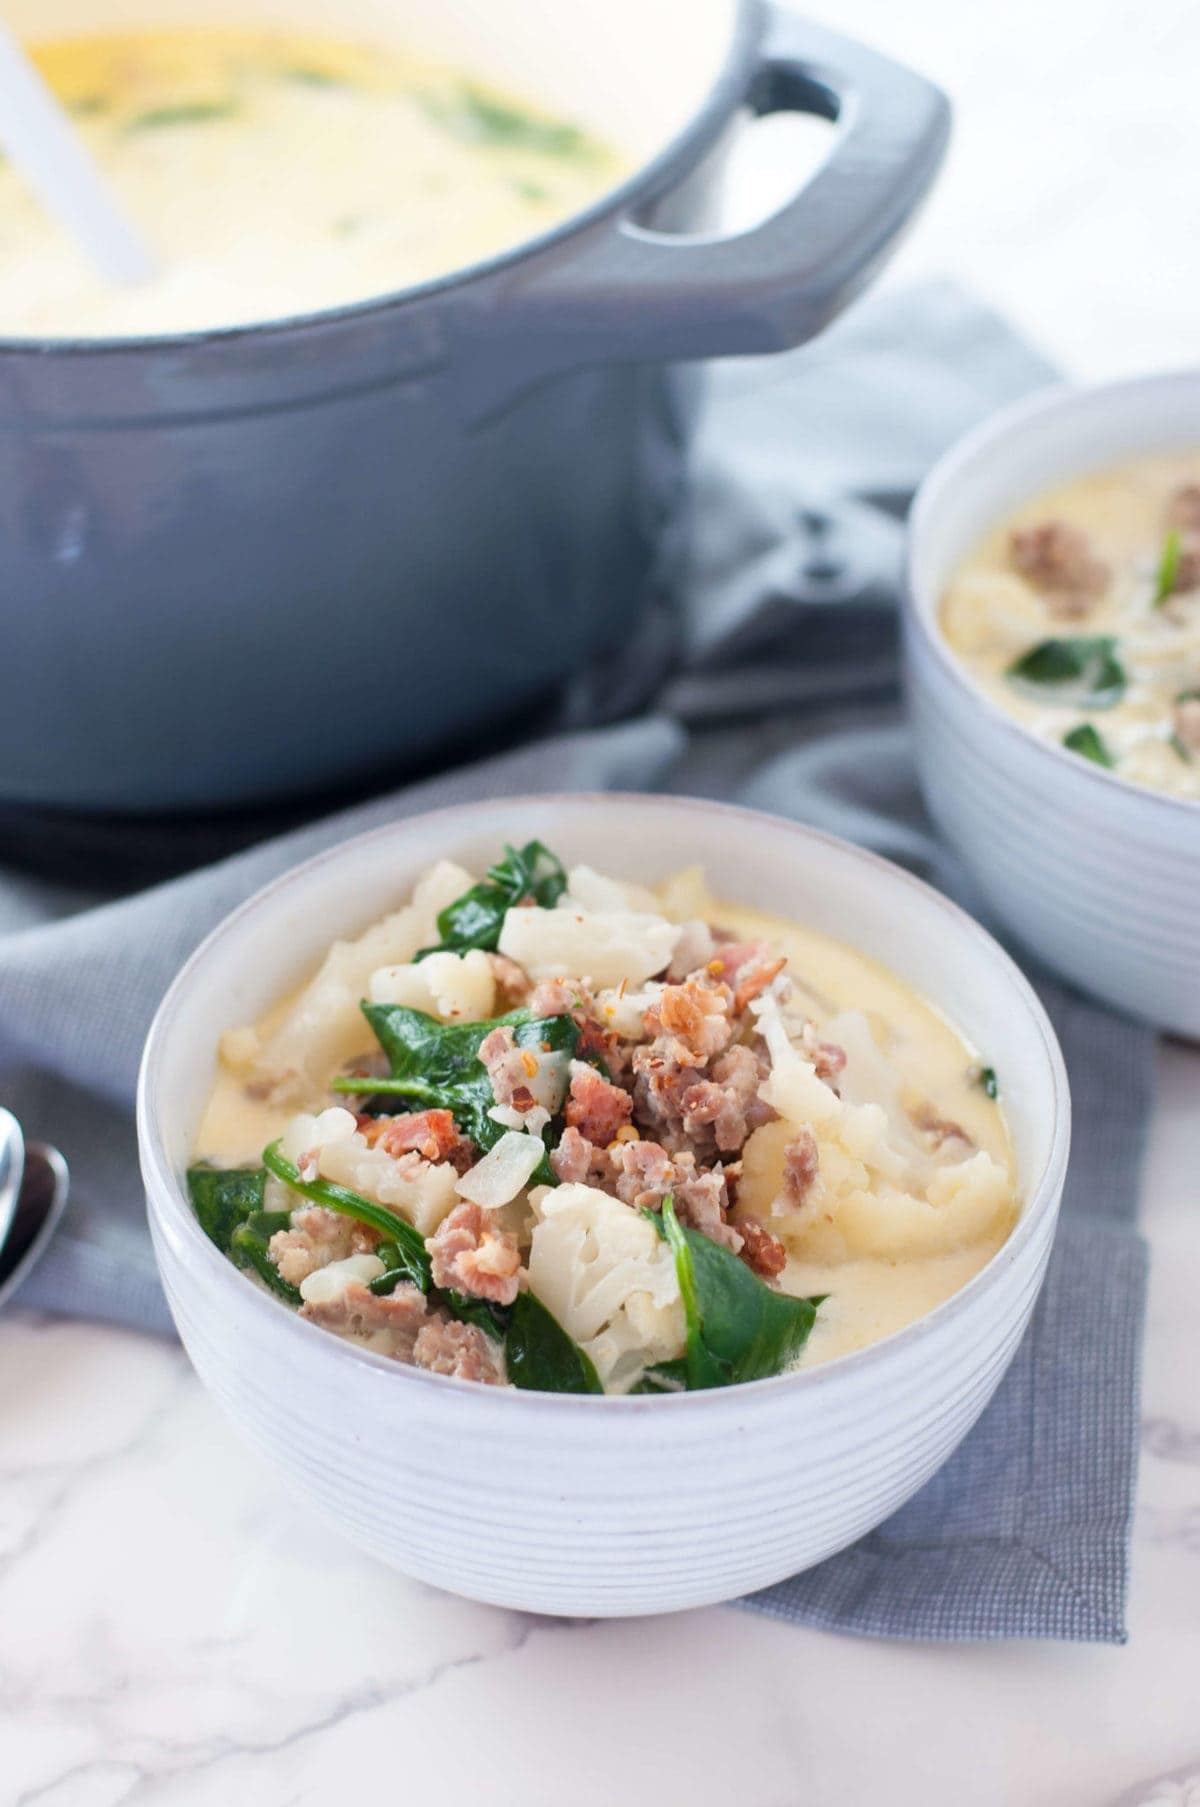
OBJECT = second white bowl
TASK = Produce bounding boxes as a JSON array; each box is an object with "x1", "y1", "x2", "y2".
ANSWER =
[{"x1": 905, "y1": 371, "x2": 1200, "y2": 1037}]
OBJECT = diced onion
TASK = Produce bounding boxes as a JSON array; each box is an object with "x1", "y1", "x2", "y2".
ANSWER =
[{"x1": 455, "y1": 1131, "x2": 546, "y2": 1209}]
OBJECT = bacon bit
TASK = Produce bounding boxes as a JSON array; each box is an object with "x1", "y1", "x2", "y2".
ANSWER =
[
  {"x1": 733, "y1": 956, "x2": 787, "y2": 1015},
  {"x1": 520, "y1": 1050, "x2": 538, "y2": 1080},
  {"x1": 737, "y1": 1215, "x2": 788, "y2": 1279},
  {"x1": 509, "y1": 1084, "x2": 536, "y2": 1113}
]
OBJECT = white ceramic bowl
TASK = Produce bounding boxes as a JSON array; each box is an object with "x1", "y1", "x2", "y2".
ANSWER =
[
  {"x1": 138, "y1": 794, "x2": 1069, "y2": 1616},
  {"x1": 906, "y1": 371, "x2": 1200, "y2": 1037}
]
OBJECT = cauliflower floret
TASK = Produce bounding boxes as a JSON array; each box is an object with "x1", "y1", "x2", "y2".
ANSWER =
[
  {"x1": 240, "y1": 861, "x2": 472, "y2": 1104},
  {"x1": 499, "y1": 904, "x2": 679, "y2": 990},
  {"x1": 527, "y1": 1183, "x2": 686, "y2": 1393},
  {"x1": 279, "y1": 1104, "x2": 459, "y2": 1236},
  {"x1": 299, "y1": 1253, "x2": 385, "y2": 1305},
  {"x1": 593, "y1": 981, "x2": 665, "y2": 1041},
  {"x1": 368, "y1": 948, "x2": 496, "y2": 1023},
  {"x1": 562, "y1": 864, "x2": 662, "y2": 916}
]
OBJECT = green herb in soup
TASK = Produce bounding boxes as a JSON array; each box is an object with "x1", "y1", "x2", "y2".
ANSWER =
[
  {"x1": 427, "y1": 85, "x2": 594, "y2": 159},
  {"x1": 1006, "y1": 636, "x2": 1128, "y2": 709},
  {"x1": 126, "y1": 100, "x2": 239, "y2": 131},
  {"x1": 1154, "y1": 528, "x2": 1184, "y2": 606},
  {"x1": 417, "y1": 840, "x2": 566, "y2": 960},
  {"x1": 1062, "y1": 722, "x2": 1116, "y2": 767},
  {"x1": 333, "y1": 1001, "x2": 578, "y2": 1179},
  {"x1": 647, "y1": 1198, "x2": 823, "y2": 1391},
  {"x1": 506, "y1": 1292, "x2": 603, "y2": 1394}
]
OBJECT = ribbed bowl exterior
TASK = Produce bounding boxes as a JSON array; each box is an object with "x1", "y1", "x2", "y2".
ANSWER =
[
  {"x1": 138, "y1": 794, "x2": 1069, "y2": 1616},
  {"x1": 148, "y1": 1191, "x2": 1055, "y2": 1615},
  {"x1": 905, "y1": 372, "x2": 1200, "y2": 1037}
]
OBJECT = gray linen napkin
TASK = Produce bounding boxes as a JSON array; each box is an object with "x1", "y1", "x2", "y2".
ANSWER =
[{"x1": 0, "y1": 282, "x2": 1150, "y2": 1641}]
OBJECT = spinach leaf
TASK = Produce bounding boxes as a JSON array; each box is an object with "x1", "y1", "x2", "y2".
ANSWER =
[
  {"x1": 262, "y1": 1139, "x2": 431, "y2": 1292},
  {"x1": 230, "y1": 1210, "x2": 301, "y2": 1304},
  {"x1": 1154, "y1": 529, "x2": 1183, "y2": 606},
  {"x1": 333, "y1": 1002, "x2": 578, "y2": 1178},
  {"x1": 633, "y1": 1359, "x2": 689, "y2": 1394},
  {"x1": 284, "y1": 66, "x2": 346, "y2": 88},
  {"x1": 426, "y1": 88, "x2": 593, "y2": 159},
  {"x1": 1006, "y1": 636, "x2": 1127, "y2": 709},
  {"x1": 443, "y1": 1290, "x2": 512, "y2": 1342},
  {"x1": 416, "y1": 840, "x2": 566, "y2": 959},
  {"x1": 505, "y1": 1291, "x2": 603, "y2": 1394},
  {"x1": 1062, "y1": 722, "x2": 1115, "y2": 767},
  {"x1": 187, "y1": 1164, "x2": 266, "y2": 1253},
  {"x1": 127, "y1": 101, "x2": 238, "y2": 131},
  {"x1": 655, "y1": 1198, "x2": 822, "y2": 1390},
  {"x1": 974, "y1": 1064, "x2": 999, "y2": 1100}
]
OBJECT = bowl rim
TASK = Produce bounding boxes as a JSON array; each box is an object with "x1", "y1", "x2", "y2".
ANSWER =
[
  {"x1": 905, "y1": 367, "x2": 1200, "y2": 821},
  {"x1": 137, "y1": 789, "x2": 1071, "y2": 1412}
]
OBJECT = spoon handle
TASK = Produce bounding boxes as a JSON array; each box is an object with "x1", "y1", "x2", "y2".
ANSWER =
[{"x1": 0, "y1": 21, "x2": 155, "y2": 286}]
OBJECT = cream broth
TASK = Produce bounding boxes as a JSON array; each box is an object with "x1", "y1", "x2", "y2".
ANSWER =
[
  {"x1": 4, "y1": 29, "x2": 626, "y2": 337},
  {"x1": 940, "y1": 452, "x2": 1200, "y2": 801},
  {"x1": 194, "y1": 886, "x2": 1017, "y2": 1375}
]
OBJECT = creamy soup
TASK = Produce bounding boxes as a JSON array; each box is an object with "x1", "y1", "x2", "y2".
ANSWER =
[
  {"x1": 189, "y1": 845, "x2": 1018, "y2": 1394},
  {"x1": 2, "y1": 29, "x2": 626, "y2": 336},
  {"x1": 941, "y1": 453, "x2": 1200, "y2": 801}
]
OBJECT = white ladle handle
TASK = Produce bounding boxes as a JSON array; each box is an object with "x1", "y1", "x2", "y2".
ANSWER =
[{"x1": 0, "y1": 19, "x2": 155, "y2": 287}]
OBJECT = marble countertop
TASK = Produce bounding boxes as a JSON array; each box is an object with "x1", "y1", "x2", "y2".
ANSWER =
[{"x1": 4, "y1": 1, "x2": 1200, "y2": 1800}]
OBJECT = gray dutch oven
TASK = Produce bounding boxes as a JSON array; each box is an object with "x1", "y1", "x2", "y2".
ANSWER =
[{"x1": 2, "y1": 0, "x2": 948, "y2": 812}]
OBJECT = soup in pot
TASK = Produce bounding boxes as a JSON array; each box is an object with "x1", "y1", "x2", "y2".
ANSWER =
[
  {"x1": 2, "y1": 28, "x2": 627, "y2": 337},
  {"x1": 940, "y1": 453, "x2": 1200, "y2": 801}
]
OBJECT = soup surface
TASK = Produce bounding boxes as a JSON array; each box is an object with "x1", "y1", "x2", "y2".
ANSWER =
[
  {"x1": 3, "y1": 29, "x2": 626, "y2": 336},
  {"x1": 190, "y1": 846, "x2": 1019, "y2": 1394},
  {"x1": 940, "y1": 452, "x2": 1200, "y2": 800}
]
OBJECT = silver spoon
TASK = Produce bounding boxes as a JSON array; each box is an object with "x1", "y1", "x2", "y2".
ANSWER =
[
  {"x1": 0, "y1": 1126, "x2": 69, "y2": 1313},
  {"x1": 0, "y1": 1108, "x2": 24, "y2": 1261}
]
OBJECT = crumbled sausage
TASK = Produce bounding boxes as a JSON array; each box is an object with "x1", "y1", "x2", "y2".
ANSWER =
[
  {"x1": 1173, "y1": 695, "x2": 1200, "y2": 752},
  {"x1": 530, "y1": 976, "x2": 593, "y2": 1019},
  {"x1": 607, "y1": 1137, "x2": 677, "y2": 1209},
  {"x1": 358, "y1": 1109, "x2": 473, "y2": 1170},
  {"x1": 798, "y1": 1025, "x2": 847, "y2": 1083},
  {"x1": 413, "y1": 1318, "x2": 505, "y2": 1384},
  {"x1": 642, "y1": 978, "x2": 733, "y2": 1066},
  {"x1": 427, "y1": 1200, "x2": 523, "y2": 1306},
  {"x1": 487, "y1": 952, "x2": 531, "y2": 1011},
  {"x1": 1010, "y1": 521, "x2": 1110, "y2": 617},
  {"x1": 564, "y1": 1059, "x2": 633, "y2": 1146},
  {"x1": 733, "y1": 957, "x2": 788, "y2": 1016},
  {"x1": 672, "y1": 1163, "x2": 742, "y2": 1254},
  {"x1": 781, "y1": 1128, "x2": 820, "y2": 1205},
  {"x1": 678, "y1": 1044, "x2": 776, "y2": 1153},
  {"x1": 737, "y1": 1215, "x2": 788, "y2": 1279},
  {"x1": 911, "y1": 1104, "x2": 974, "y2": 1154},
  {"x1": 548, "y1": 1124, "x2": 604, "y2": 1185},
  {"x1": 300, "y1": 1279, "x2": 428, "y2": 1358},
  {"x1": 1168, "y1": 484, "x2": 1200, "y2": 534},
  {"x1": 269, "y1": 1205, "x2": 379, "y2": 1286},
  {"x1": 477, "y1": 1026, "x2": 537, "y2": 1111}
]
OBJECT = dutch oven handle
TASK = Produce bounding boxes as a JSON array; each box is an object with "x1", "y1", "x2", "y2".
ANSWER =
[{"x1": 460, "y1": 9, "x2": 949, "y2": 416}]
